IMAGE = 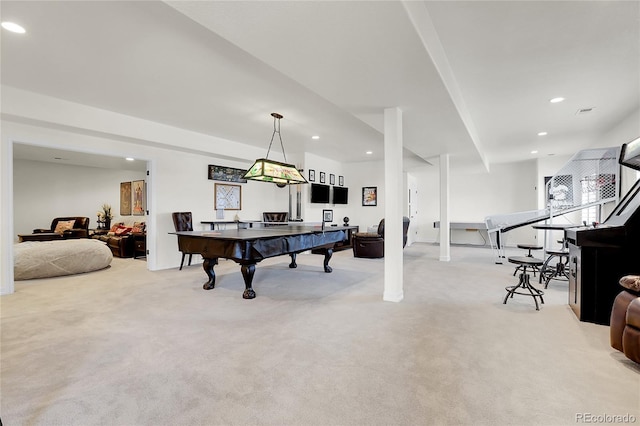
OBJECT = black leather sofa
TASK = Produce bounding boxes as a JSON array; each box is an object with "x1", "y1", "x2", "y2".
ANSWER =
[{"x1": 31, "y1": 216, "x2": 90, "y2": 240}]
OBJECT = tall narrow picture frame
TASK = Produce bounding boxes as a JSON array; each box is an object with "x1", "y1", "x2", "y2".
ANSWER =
[
  {"x1": 120, "y1": 182, "x2": 132, "y2": 215},
  {"x1": 132, "y1": 180, "x2": 146, "y2": 216},
  {"x1": 362, "y1": 187, "x2": 377, "y2": 206}
]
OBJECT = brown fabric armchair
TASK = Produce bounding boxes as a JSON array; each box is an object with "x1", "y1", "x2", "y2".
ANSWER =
[
  {"x1": 352, "y1": 217, "x2": 410, "y2": 258},
  {"x1": 33, "y1": 216, "x2": 90, "y2": 239},
  {"x1": 610, "y1": 275, "x2": 640, "y2": 364}
]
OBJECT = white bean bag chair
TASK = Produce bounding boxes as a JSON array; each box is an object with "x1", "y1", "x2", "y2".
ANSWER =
[{"x1": 14, "y1": 239, "x2": 113, "y2": 280}]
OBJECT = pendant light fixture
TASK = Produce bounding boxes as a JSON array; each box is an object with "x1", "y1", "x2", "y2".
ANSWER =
[{"x1": 244, "y1": 113, "x2": 308, "y2": 186}]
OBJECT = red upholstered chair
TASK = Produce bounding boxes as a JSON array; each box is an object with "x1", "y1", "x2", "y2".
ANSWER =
[{"x1": 172, "y1": 212, "x2": 196, "y2": 270}]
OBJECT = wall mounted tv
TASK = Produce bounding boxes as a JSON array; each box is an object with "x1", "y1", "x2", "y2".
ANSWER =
[
  {"x1": 310, "y1": 183, "x2": 330, "y2": 203},
  {"x1": 332, "y1": 186, "x2": 349, "y2": 204}
]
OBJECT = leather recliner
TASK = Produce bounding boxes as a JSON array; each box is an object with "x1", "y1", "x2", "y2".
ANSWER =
[
  {"x1": 353, "y1": 217, "x2": 410, "y2": 258},
  {"x1": 33, "y1": 216, "x2": 90, "y2": 239},
  {"x1": 610, "y1": 275, "x2": 640, "y2": 364}
]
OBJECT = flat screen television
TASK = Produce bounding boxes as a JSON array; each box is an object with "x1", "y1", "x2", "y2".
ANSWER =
[
  {"x1": 332, "y1": 186, "x2": 348, "y2": 204},
  {"x1": 310, "y1": 183, "x2": 330, "y2": 203},
  {"x1": 619, "y1": 136, "x2": 640, "y2": 171}
]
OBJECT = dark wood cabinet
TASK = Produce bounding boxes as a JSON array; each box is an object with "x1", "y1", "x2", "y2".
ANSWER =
[
  {"x1": 133, "y1": 233, "x2": 146, "y2": 259},
  {"x1": 568, "y1": 241, "x2": 632, "y2": 325}
]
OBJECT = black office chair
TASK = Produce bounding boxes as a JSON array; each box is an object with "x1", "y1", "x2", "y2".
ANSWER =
[{"x1": 172, "y1": 212, "x2": 196, "y2": 270}]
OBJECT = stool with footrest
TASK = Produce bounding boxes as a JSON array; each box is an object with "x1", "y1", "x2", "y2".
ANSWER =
[
  {"x1": 513, "y1": 243, "x2": 543, "y2": 276},
  {"x1": 505, "y1": 256, "x2": 545, "y2": 310}
]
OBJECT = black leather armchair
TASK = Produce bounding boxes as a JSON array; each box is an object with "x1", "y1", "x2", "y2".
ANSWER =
[
  {"x1": 353, "y1": 217, "x2": 410, "y2": 258},
  {"x1": 33, "y1": 216, "x2": 90, "y2": 239},
  {"x1": 172, "y1": 212, "x2": 197, "y2": 270},
  {"x1": 263, "y1": 212, "x2": 288, "y2": 226}
]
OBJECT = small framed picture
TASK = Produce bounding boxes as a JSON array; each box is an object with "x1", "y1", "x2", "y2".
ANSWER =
[
  {"x1": 362, "y1": 186, "x2": 377, "y2": 206},
  {"x1": 320, "y1": 172, "x2": 326, "y2": 184},
  {"x1": 339, "y1": 176, "x2": 344, "y2": 186},
  {"x1": 309, "y1": 169, "x2": 315, "y2": 182},
  {"x1": 330, "y1": 174, "x2": 335, "y2": 185},
  {"x1": 323, "y1": 209, "x2": 333, "y2": 222}
]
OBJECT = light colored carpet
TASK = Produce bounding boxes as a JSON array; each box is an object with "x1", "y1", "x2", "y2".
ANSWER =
[{"x1": 1, "y1": 244, "x2": 638, "y2": 425}]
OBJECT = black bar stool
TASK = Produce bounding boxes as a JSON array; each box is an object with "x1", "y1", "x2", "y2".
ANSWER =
[
  {"x1": 505, "y1": 256, "x2": 545, "y2": 310},
  {"x1": 513, "y1": 244, "x2": 543, "y2": 276},
  {"x1": 539, "y1": 249, "x2": 570, "y2": 288}
]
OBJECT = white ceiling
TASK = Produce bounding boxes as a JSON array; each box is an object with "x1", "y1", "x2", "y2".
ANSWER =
[{"x1": 2, "y1": 1, "x2": 639, "y2": 172}]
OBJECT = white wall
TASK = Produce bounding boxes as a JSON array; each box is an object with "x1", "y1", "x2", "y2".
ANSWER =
[
  {"x1": 299, "y1": 154, "x2": 387, "y2": 233},
  {"x1": 301, "y1": 153, "x2": 346, "y2": 224},
  {"x1": 410, "y1": 160, "x2": 539, "y2": 247},
  {"x1": 13, "y1": 159, "x2": 146, "y2": 238},
  {"x1": 0, "y1": 89, "x2": 291, "y2": 294},
  {"x1": 342, "y1": 160, "x2": 386, "y2": 232},
  {"x1": 3, "y1": 88, "x2": 637, "y2": 295}
]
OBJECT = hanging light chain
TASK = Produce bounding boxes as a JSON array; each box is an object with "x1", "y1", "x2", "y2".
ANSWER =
[{"x1": 265, "y1": 112, "x2": 287, "y2": 163}]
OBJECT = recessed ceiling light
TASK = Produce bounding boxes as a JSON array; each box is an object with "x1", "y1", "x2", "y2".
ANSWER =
[
  {"x1": 531, "y1": 150, "x2": 538, "y2": 154},
  {"x1": 366, "y1": 151, "x2": 373, "y2": 155},
  {"x1": 1, "y1": 22, "x2": 26, "y2": 34},
  {"x1": 311, "y1": 135, "x2": 320, "y2": 140},
  {"x1": 549, "y1": 97, "x2": 565, "y2": 103},
  {"x1": 537, "y1": 132, "x2": 548, "y2": 136},
  {"x1": 125, "y1": 157, "x2": 135, "y2": 161}
]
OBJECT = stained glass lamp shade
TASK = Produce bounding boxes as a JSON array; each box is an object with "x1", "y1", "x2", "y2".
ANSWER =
[{"x1": 244, "y1": 113, "x2": 308, "y2": 185}]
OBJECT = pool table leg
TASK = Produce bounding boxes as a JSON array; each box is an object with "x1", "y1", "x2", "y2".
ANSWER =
[
  {"x1": 241, "y1": 264, "x2": 257, "y2": 299},
  {"x1": 324, "y1": 248, "x2": 334, "y2": 273},
  {"x1": 289, "y1": 253, "x2": 297, "y2": 268},
  {"x1": 202, "y1": 258, "x2": 218, "y2": 290}
]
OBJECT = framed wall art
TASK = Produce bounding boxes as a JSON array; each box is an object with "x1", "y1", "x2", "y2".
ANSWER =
[
  {"x1": 323, "y1": 209, "x2": 333, "y2": 222},
  {"x1": 339, "y1": 175, "x2": 344, "y2": 186},
  {"x1": 320, "y1": 172, "x2": 326, "y2": 184},
  {"x1": 362, "y1": 186, "x2": 377, "y2": 206},
  {"x1": 120, "y1": 181, "x2": 132, "y2": 216},
  {"x1": 309, "y1": 169, "x2": 315, "y2": 182},
  {"x1": 132, "y1": 180, "x2": 146, "y2": 216},
  {"x1": 330, "y1": 174, "x2": 335, "y2": 185},
  {"x1": 215, "y1": 183, "x2": 242, "y2": 210},
  {"x1": 208, "y1": 164, "x2": 248, "y2": 183}
]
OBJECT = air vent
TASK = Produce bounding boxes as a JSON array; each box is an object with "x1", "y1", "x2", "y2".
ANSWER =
[{"x1": 576, "y1": 107, "x2": 595, "y2": 115}]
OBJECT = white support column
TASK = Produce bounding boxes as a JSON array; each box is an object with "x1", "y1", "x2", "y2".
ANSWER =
[
  {"x1": 439, "y1": 154, "x2": 451, "y2": 262},
  {"x1": 383, "y1": 107, "x2": 403, "y2": 302},
  {"x1": 1, "y1": 139, "x2": 15, "y2": 295}
]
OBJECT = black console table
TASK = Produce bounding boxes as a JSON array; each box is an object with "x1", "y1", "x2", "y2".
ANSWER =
[{"x1": 312, "y1": 225, "x2": 359, "y2": 253}]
